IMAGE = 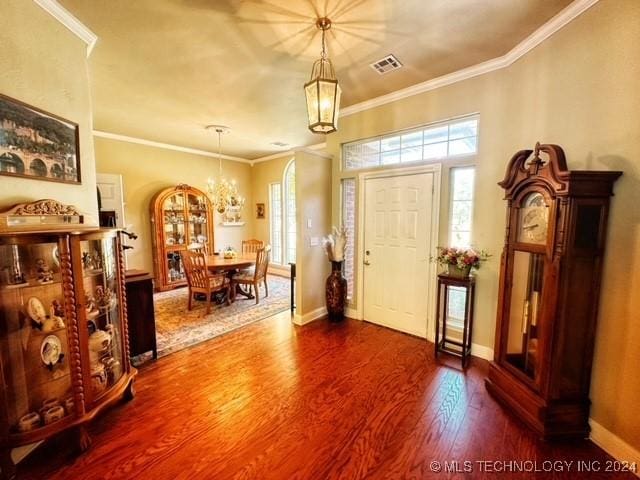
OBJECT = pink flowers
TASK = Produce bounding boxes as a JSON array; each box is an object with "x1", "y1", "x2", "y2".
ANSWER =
[{"x1": 434, "y1": 247, "x2": 490, "y2": 270}]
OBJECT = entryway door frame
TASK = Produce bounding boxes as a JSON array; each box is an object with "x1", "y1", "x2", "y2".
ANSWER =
[{"x1": 354, "y1": 163, "x2": 441, "y2": 341}]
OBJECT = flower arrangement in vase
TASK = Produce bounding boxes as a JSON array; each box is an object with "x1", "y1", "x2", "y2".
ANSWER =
[
  {"x1": 322, "y1": 226, "x2": 348, "y2": 321},
  {"x1": 434, "y1": 247, "x2": 490, "y2": 278}
]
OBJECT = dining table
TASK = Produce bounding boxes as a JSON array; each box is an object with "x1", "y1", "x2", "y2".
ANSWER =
[{"x1": 206, "y1": 253, "x2": 256, "y2": 300}]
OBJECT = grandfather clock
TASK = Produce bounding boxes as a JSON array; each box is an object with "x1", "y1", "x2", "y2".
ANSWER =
[{"x1": 485, "y1": 143, "x2": 621, "y2": 439}]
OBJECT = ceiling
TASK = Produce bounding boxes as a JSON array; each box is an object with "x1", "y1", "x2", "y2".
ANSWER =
[{"x1": 60, "y1": 0, "x2": 573, "y2": 160}]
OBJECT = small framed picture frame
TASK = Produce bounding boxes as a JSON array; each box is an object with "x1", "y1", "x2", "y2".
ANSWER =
[
  {"x1": 256, "y1": 203, "x2": 265, "y2": 219},
  {"x1": 0, "y1": 93, "x2": 81, "y2": 184}
]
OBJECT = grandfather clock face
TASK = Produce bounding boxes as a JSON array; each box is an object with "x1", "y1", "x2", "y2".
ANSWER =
[{"x1": 517, "y1": 192, "x2": 549, "y2": 245}]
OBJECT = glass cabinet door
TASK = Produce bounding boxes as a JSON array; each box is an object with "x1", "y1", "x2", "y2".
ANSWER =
[
  {"x1": 186, "y1": 193, "x2": 208, "y2": 247},
  {"x1": 504, "y1": 250, "x2": 545, "y2": 383},
  {"x1": 0, "y1": 237, "x2": 74, "y2": 435},
  {"x1": 163, "y1": 192, "x2": 186, "y2": 248},
  {"x1": 162, "y1": 193, "x2": 187, "y2": 284},
  {"x1": 77, "y1": 234, "x2": 125, "y2": 405}
]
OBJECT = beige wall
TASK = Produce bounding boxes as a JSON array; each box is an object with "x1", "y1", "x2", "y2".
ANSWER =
[
  {"x1": 251, "y1": 154, "x2": 294, "y2": 250},
  {"x1": 94, "y1": 137, "x2": 253, "y2": 274},
  {"x1": 0, "y1": 0, "x2": 98, "y2": 222},
  {"x1": 326, "y1": 0, "x2": 640, "y2": 451},
  {"x1": 294, "y1": 150, "x2": 332, "y2": 319}
]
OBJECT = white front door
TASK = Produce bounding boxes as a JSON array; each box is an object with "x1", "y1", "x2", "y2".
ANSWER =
[{"x1": 363, "y1": 173, "x2": 434, "y2": 337}]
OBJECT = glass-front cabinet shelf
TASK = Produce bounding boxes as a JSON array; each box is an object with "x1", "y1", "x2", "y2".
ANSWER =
[{"x1": 0, "y1": 211, "x2": 136, "y2": 477}]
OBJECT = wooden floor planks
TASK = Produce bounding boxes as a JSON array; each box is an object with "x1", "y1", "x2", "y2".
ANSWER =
[{"x1": 18, "y1": 312, "x2": 633, "y2": 480}]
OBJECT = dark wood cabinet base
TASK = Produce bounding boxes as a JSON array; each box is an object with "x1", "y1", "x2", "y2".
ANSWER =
[{"x1": 486, "y1": 362, "x2": 590, "y2": 440}]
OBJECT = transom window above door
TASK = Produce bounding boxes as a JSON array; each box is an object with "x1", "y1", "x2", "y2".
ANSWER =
[{"x1": 342, "y1": 115, "x2": 478, "y2": 171}]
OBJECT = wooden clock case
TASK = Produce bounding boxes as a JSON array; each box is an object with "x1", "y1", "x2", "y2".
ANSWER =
[{"x1": 485, "y1": 143, "x2": 621, "y2": 439}]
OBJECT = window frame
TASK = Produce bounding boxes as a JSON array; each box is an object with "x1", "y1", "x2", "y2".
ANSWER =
[
  {"x1": 340, "y1": 177, "x2": 356, "y2": 303},
  {"x1": 283, "y1": 159, "x2": 296, "y2": 265},
  {"x1": 341, "y1": 114, "x2": 479, "y2": 172},
  {"x1": 269, "y1": 181, "x2": 283, "y2": 265},
  {"x1": 448, "y1": 165, "x2": 476, "y2": 249},
  {"x1": 447, "y1": 165, "x2": 476, "y2": 326}
]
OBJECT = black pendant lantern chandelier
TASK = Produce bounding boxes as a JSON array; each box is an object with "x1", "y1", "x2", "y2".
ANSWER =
[{"x1": 304, "y1": 17, "x2": 341, "y2": 134}]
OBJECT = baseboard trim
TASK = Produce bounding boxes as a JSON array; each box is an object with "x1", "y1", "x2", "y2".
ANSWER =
[
  {"x1": 293, "y1": 306, "x2": 327, "y2": 326},
  {"x1": 345, "y1": 307, "x2": 359, "y2": 319},
  {"x1": 589, "y1": 419, "x2": 640, "y2": 476},
  {"x1": 268, "y1": 265, "x2": 290, "y2": 278},
  {"x1": 471, "y1": 343, "x2": 494, "y2": 361}
]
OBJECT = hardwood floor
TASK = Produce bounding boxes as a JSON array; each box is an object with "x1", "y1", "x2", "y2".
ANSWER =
[{"x1": 19, "y1": 312, "x2": 633, "y2": 479}]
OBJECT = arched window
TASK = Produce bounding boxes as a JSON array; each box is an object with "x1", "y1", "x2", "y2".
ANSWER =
[
  {"x1": 269, "y1": 159, "x2": 296, "y2": 266},
  {"x1": 284, "y1": 160, "x2": 296, "y2": 264}
]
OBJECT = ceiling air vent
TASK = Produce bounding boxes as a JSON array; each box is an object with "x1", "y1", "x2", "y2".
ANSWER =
[{"x1": 370, "y1": 54, "x2": 402, "y2": 75}]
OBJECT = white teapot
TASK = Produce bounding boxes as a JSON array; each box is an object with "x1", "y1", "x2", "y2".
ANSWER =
[{"x1": 88, "y1": 329, "x2": 112, "y2": 367}]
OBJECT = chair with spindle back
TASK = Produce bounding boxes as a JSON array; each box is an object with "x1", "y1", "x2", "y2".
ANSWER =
[
  {"x1": 183, "y1": 250, "x2": 230, "y2": 314},
  {"x1": 242, "y1": 239, "x2": 264, "y2": 255},
  {"x1": 232, "y1": 245, "x2": 271, "y2": 305}
]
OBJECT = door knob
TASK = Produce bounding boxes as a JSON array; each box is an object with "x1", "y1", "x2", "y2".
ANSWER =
[{"x1": 364, "y1": 260, "x2": 371, "y2": 266}]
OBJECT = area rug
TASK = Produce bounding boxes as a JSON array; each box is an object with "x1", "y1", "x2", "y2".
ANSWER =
[{"x1": 153, "y1": 275, "x2": 290, "y2": 357}]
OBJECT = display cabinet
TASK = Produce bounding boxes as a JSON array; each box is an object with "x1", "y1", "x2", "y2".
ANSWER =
[
  {"x1": 150, "y1": 184, "x2": 214, "y2": 291},
  {"x1": 485, "y1": 143, "x2": 621, "y2": 439},
  {"x1": 0, "y1": 200, "x2": 136, "y2": 479}
]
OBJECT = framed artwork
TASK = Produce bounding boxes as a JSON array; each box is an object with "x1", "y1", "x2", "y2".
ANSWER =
[
  {"x1": 0, "y1": 93, "x2": 81, "y2": 184},
  {"x1": 256, "y1": 203, "x2": 265, "y2": 219}
]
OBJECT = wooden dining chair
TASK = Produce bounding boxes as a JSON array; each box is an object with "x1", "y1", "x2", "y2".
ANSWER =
[
  {"x1": 242, "y1": 239, "x2": 264, "y2": 255},
  {"x1": 183, "y1": 250, "x2": 230, "y2": 314},
  {"x1": 232, "y1": 245, "x2": 271, "y2": 305}
]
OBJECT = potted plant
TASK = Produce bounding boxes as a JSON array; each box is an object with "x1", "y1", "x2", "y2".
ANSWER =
[
  {"x1": 322, "y1": 226, "x2": 348, "y2": 322},
  {"x1": 434, "y1": 247, "x2": 490, "y2": 278}
]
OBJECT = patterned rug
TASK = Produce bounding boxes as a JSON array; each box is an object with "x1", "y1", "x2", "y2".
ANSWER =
[{"x1": 153, "y1": 275, "x2": 290, "y2": 357}]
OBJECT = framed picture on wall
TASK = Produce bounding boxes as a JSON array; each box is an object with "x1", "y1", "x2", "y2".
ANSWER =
[
  {"x1": 0, "y1": 93, "x2": 81, "y2": 184},
  {"x1": 256, "y1": 203, "x2": 265, "y2": 219}
]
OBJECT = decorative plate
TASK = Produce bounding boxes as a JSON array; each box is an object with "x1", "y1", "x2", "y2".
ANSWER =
[
  {"x1": 27, "y1": 296, "x2": 47, "y2": 324},
  {"x1": 40, "y1": 335, "x2": 62, "y2": 366}
]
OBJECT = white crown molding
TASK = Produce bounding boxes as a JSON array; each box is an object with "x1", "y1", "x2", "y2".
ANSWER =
[
  {"x1": 93, "y1": 130, "x2": 252, "y2": 164},
  {"x1": 293, "y1": 147, "x2": 332, "y2": 160},
  {"x1": 340, "y1": 0, "x2": 600, "y2": 117},
  {"x1": 251, "y1": 150, "x2": 295, "y2": 164},
  {"x1": 251, "y1": 142, "x2": 327, "y2": 165},
  {"x1": 33, "y1": 0, "x2": 98, "y2": 57},
  {"x1": 307, "y1": 142, "x2": 327, "y2": 151}
]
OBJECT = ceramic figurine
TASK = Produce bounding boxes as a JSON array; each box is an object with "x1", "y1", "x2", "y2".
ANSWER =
[
  {"x1": 47, "y1": 300, "x2": 66, "y2": 330},
  {"x1": 85, "y1": 293, "x2": 98, "y2": 319},
  {"x1": 95, "y1": 286, "x2": 115, "y2": 311},
  {"x1": 81, "y1": 251, "x2": 92, "y2": 270},
  {"x1": 91, "y1": 252, "x2": 102, "y2": 270},
  {"x1": 35, "y1": 258, "x2": 54, "y2": 284}
]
